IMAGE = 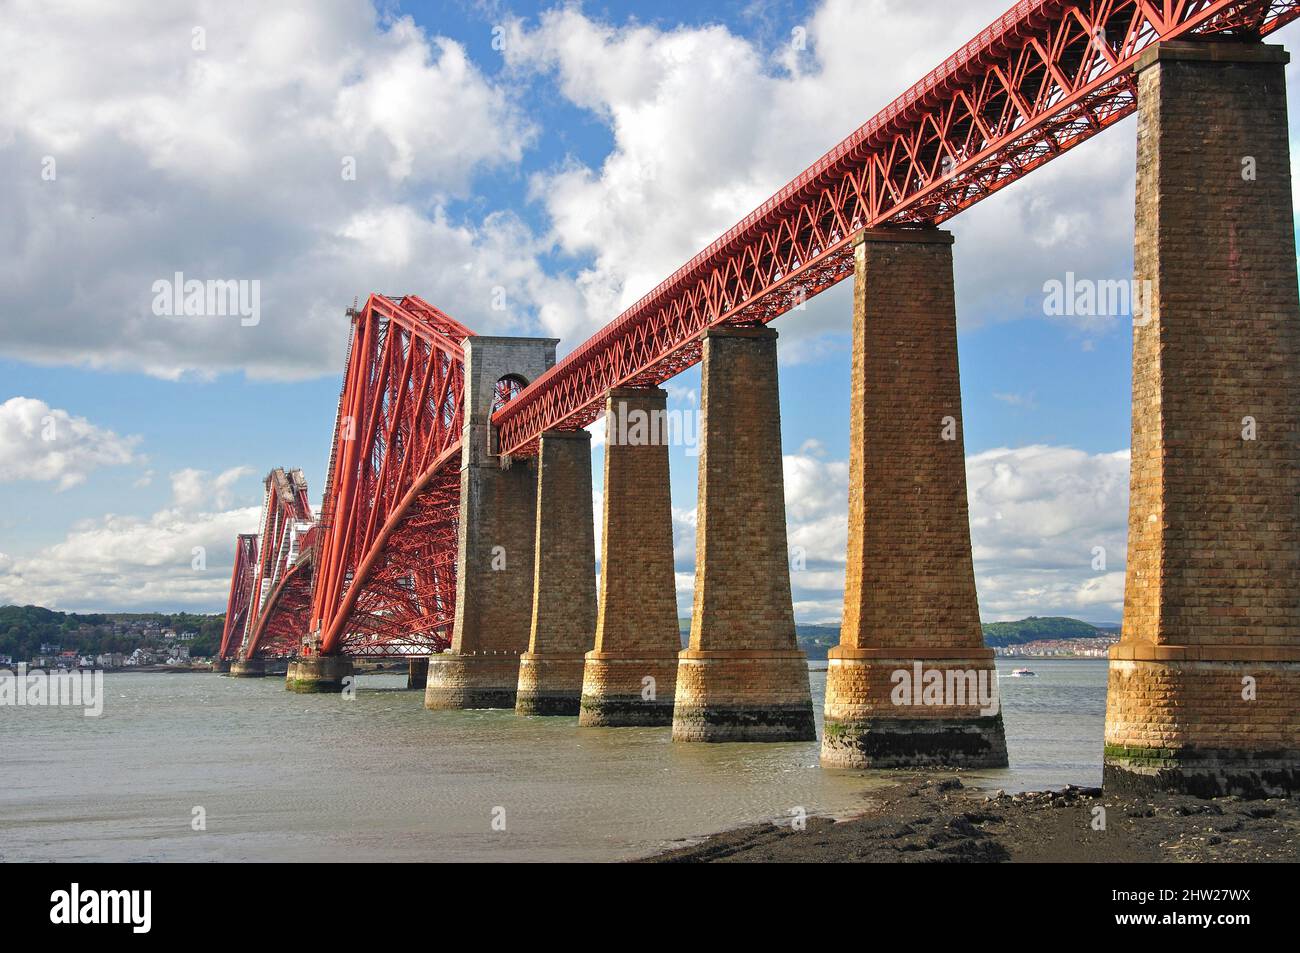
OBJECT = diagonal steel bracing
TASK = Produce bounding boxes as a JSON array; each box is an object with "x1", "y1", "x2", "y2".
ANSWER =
[{"x1": 309, "y1": 296, "x2": 472, "y2": 658}]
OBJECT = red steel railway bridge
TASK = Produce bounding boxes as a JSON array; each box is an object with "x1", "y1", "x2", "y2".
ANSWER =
[{"x1": 222, "y1": 0, "x2": 1300, "y2": 796}]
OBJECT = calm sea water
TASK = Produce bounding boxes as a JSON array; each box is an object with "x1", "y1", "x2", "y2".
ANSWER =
[{"x1": 0, "y1": 659, "x2": 1106, "y2": 861}]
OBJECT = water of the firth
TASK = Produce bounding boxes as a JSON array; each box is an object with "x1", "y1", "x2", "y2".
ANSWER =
[{"x1": 1, "y1": 659, "x2": 1106, "y2": 861}]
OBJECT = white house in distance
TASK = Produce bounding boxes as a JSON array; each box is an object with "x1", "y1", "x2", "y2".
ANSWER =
[{"x1": 126, "y1": 648, "x2": 156, "y2": 667}]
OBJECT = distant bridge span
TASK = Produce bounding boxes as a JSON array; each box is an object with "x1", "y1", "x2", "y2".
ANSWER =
[{"x1": 226, "y1": 468, "x2": 316, "y2": 662}]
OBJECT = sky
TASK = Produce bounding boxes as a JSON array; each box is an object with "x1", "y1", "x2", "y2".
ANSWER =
[{"x1": 1, "y1": 0, "x2": 1297, "y2": 624}]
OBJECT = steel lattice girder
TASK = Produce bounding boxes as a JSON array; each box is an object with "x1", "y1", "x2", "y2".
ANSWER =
[
  {"x1": 492, "y1": 0, "x2": 1300, "y2": 457},
  {"x1": 309, "y1": 295, "x2": 472, "y2": 658},
  {"x1": 218, "y1": 534, "x2": 259, "y2": 661},
  {"x1": 246, "y1": 557, "x2": 315, "y2": 657},
  {"x1": 333, "y1": 462, "x2": 461, "y2": 656},
  {"x1": 241, "y1": 468, "x2": 316, "y2": 658}
]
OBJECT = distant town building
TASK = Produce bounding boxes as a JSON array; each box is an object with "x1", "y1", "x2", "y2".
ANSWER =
[{"x1": 994, "y1": 635, "x2": 1118, "y2": 658}]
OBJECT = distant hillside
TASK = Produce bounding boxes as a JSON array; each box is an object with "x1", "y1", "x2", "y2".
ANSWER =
[
  {"x1": 794, "y1": 625, "x2": 840, "y2": 660},
  {"x1": 679, "y1": 615, "x2": 1106, "y2": 656},
  {"x1": 0, "y1": 605, "x2": 224, "y2": 659},
  {"x1": 677, "y1": 617, "x2": 840, "y2": 660},
  {"x1": 980, "y1": 616, "x2": 1103, "y2": 646}
]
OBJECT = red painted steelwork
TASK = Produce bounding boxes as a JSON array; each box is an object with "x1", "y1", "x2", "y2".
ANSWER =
[
  {"x1": 493, "y1": 0, "x2": 1300, "y2": 457},
  {"x1": 309, "y1": 296, "x2": 471, "y2": 658},
  {"x1": 218, "y1": 534, "x2": 258, "y2": 661},
  {"x1": 241, "y1": 468, "x2": 316, "y2": 658},
  {"x1": 244, "y1": 548, "x2": 316, "y2": 658}
]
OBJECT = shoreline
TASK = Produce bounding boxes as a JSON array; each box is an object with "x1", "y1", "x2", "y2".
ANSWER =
[
  {"x1": 2, "y1": 665, "x2": 212, "y2": 675},
  {"x1": 639, "y1": 776, "x2": 1299, "y2": 863},
  {"x1": 1, "y1": 662, "x2": 413, "y2": 675}
]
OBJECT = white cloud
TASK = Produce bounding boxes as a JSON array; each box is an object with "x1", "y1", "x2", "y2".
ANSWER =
[
  {"x1": 7, "y1": 0, "x2": 1291, "y2": 382},
  {"x1": 170, "y1": 465, "x2": 256, "y2": 510},
  {"x1": 8, "y1": 0, "x2": 1300, "y2": 380},
  {"x1": 783, "y1": 452, "x2": 849, "y2": 568},
  {"x1": 0, "y1": 454, "x2": 263, "y2": 611},
  {"x1": 0, "y1": 0, "x2": 576, "y2": 379},
  {"x1": 672, "y1": 505, "x2": 697, "y2": 566},
  {"x1": 993, "y1": 391, "x2": 1037, "y2": 409},
  {"x1": 663, "y1": 383, "x2": 698, "y2": 406},
  {"x1": 331, "y1": 26, "x2": 529, "y2": 186},
  {"x1": 0, "y1": 397, "x2": 140, "y2": 489},
  {"x1": 668, "y1": 444, "x2": 1131, "y2": 625},
  {"x1": 0, "y1": 502, "x2": 261, "y2": 612},
  {"x1": 0, "y1": 436, "x2": 1132, "y2": 618},
  {"x1": 503, "y1": 0, "x2": 1144, "y2": 354},
  {"x1": 667, "y1": 453, "x2": 847, "y2": 619},
  {"x1": 967, "y1": 445, "x2": 1130, "y2": 622}
]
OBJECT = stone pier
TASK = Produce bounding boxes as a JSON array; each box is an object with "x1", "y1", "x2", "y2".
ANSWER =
[
  {"x1": 580, "y1": 389, "x2": 681, "y2": 727},
  {"x1": 230, "y1": 658, "x2": 266, "y2": 678},
  {"x1": 672, "y1": 327, "x2": 815, "y2": 742},
  {"x1": 287, "y1": 656, "x2": 355, "y2": 693},
  {"x1": 821, "y1": 229, "x2": 1007, "y2": 769},
  {"x1": 1104, "y1": 41, "x2": 1300, "y2": 797},
  {"x1": 517, "y1": 430, "x2": 597, "y2": 716},
  {"x1": 212, "y1": 659, "x2": 232, "y2": 674},
  {"x1": 426, "y1": 336, "x2": 557, "y2": 710},
  {"x1": 407, "y1": 656, "x2": 429, "y2": 690}
]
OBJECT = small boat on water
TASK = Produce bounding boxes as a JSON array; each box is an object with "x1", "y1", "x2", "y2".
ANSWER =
[{"x1": 1010, "y1": 667, "x2": 1037, "y2": 677}]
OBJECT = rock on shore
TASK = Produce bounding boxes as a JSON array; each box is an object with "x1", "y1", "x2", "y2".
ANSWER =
[{"x1": 640, "y1": 777, "x2": 1299, "y2": 863}]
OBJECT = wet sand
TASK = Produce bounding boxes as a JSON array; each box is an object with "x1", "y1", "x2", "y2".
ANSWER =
[{"x1": 642, "y1": 777, "x2": 1300, "y2": 863}]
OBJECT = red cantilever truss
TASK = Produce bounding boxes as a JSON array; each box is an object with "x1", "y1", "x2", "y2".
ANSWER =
[
  {"x1": 218, "y1": 534, "x2": 259, "y2": 661},
  {"x1": 308, "y1": 295, "x2": 471, "y2": 658},
  {"x1": 240, "y1": 468, "x2": 317, "y2": 659},
  {"x1": 493, "y1": 0, "x2": 1300, "y2": 456}
]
